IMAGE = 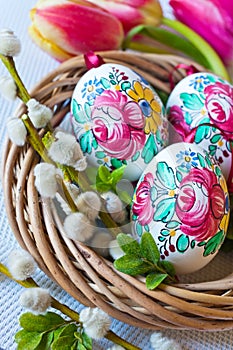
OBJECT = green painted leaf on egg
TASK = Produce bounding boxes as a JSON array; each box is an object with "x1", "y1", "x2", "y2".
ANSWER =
[
  {"x1": 197, "y1": 153, "x2": 206, "y2": 168},
  {"x1": 72, "y1": 100, "x2": 87, "y2": 123},
  {"x1": 136, "y1": 221, "x2": 143, "y2": 236},
  {"x1": 176, "y1": 234, "x2": 190, "y2": 253},
  {"x1": 194, "y1": 124, "x2": 210, "y2": 144},
  {"x1": 180, "y1": 92, "x2": 204, "y2": 110},
  {"x1": 131, "y1": 151, "x2": 140, "y2": 162},
  {"x1": 100, "y1": 77, "x2": 111, "y2": 89},
  {"x1": 121, "y1": 81, "x2": 131, "y2": 91},
  {"x1": 202, "y1": 230, "x2": 225, "y2": 257},
  {"x1": 156, "y1": 162, "x2": 176, "y2": 190},
  {"x1": 210, "y1": 134, "x2": 221, "y2": 144},
  {"x1": 153, "y1": 197, "x2": 176, "y2": 223},
  {"x1": 141, "y1": 134, "x2": 158, "y2": 164}
]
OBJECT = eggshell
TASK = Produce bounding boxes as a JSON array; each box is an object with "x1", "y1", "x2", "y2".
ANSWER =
[
  {"x1": 166, "y1": 72, "x2": 233, "y2": 192},
  {"x1": 131, "y1": 142, "x2": 230, "y2": 275},
  {"x1": 71, "y1": 63, "x2": 168, "y2": 181}
]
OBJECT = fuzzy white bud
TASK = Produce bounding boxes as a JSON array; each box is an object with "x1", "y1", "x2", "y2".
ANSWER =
[
  {"x1": 34, "y1": 163, "x2": 60, "y2": 198},
  {"x1": 63, "y1": 212, "x2": 94, "y2": 242},
  {"x1": 0, "y1": 76, "x2": 17, "y2": 100},
  {"x1": 7, "y1": 249, "x2": 37, "y2": 280},
  {"x1": 26, "y1": 98, "x2": 53, "y2": 128},
  {"x1": 76, "y1": 191, "x2": 101, "y2": 222},
  {"x1": 90, "y1": 231, "x2": 112, "y2": 257},
  {"x1": 150, "y1": 332, "x2": 182, "y2": 350},
  {"x1": 48, "y1": 131, "x2": 87, "y2": 170},
  {"x1": 7, "y1": 117, "x2": 27, "y2": 146},
  {"x1": 102, "y1": 192, "x2": 126, "y2": 224},
  {"x1": 0, "y1": 28, "x2": 21, "y2": 56},
  {"x1": 108, "y1": 239, "x2": 124, "y2": 260},
  {"x1": 107, "y1": 346, "x2": 125, "y2": 350},
  {"x1": 80, "y1": 307, "x2": 111, "y2": 339},
  {"x1": 19, "y1": 288, "x2": 51, "y2": 314}
]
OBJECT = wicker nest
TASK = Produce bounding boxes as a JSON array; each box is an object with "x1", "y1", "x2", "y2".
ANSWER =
[{"x1": 3, "y1": 51, "x2": 233, "y2": 331}]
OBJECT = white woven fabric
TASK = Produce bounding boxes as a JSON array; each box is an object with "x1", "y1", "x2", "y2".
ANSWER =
[{"x1": 0, "y1": 0, "x2": 233, "y2": 349}]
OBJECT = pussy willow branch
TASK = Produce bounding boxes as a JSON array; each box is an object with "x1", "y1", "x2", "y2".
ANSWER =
[
  {"x1": 1, "y1": 55, "x2": 123, "y2": 236},
  {"x1": 0, "y1": 263, "x2": 141, "y2": 350}
]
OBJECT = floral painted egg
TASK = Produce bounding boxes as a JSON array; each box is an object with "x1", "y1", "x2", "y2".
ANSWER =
[
  {"x1": 131, "y1": 142, "x2": 230, "y2": 274},
  {"x1": 166, "y1": 72, "x2": 233, "y2": 192},
  {"x1": 70, "y1": 63, "x2": 168, "y2": 181}
]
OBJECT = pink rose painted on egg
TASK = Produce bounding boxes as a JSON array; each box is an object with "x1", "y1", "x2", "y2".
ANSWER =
[
  {"x1": 205, "y1": 81, "x2": 233, "y2": 132},
  {"x1": 176, "y1": 167, "x2": 225, "y2": 241},
  {"x1": 91, "y1": 90, "x2": 146, "y2": 160},
  {"x1": 132, "y1": 172, "x2": 154, "y2": 226}
]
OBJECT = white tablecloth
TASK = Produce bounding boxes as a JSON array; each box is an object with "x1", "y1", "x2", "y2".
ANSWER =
[{"x1": 1, "y1": 1, "x2": 233, "y2": 349}]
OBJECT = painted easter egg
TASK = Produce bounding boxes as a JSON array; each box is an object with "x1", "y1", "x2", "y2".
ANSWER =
[
  {"x1": 71, "y1": 63, "x2": 168, "y2": 181},
  {"x1": 166, "y1": 72, "x2": 233, "y2": 192},
  {"x1": 131, "y1": 142, "x2": 230, "y2": 275}
]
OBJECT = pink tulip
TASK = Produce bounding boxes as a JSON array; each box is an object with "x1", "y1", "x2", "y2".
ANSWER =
[
  {"x1": 29, "y1": 0, "x2": 124, "y2": 61},
  {"x1": 170, "y1": 0, "x2": 233, "y2": 63},
  {"x1": 87, "y1": 0, "x2": 163, "y2": 33}
]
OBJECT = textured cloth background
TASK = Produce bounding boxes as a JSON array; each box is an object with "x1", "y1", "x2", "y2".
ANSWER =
[{"x1": 0, "y1": 0, "x2": 233, "y2": 349}]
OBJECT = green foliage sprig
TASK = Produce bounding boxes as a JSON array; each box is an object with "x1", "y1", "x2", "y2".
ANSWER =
[
  {"x1": 114, "y1": 232, "x2": 176, "y2": 290},
  {"x1": 15, "y1": 312, "x2": 92, "y2": 350}
]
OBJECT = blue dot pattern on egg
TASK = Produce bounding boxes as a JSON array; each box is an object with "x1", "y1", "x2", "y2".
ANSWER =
[
  {"x1": 70, "y1": 63, "x2": 168, "y2": 181},
  {"x1": 131, "y1": 142, "x2": 230, "y2": 275},
  {"x1": 166, "y1": 72, "x2": 233, "y2": 192}
]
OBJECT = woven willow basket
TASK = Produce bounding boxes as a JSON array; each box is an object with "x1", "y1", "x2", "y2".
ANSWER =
[{"x1": 3, "y1": 51, "x2": 233, "y2": 331}]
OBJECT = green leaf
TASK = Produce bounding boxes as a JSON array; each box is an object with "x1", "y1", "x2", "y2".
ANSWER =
[
  {"x1": 116, "y1": 233, "x2": 141, "y2": 256},
  {"x1": 51, "y1": 335, "x2": 76, "y2": 350},
  {"x1": 97, "y1": 165, "x2": 111, "y2": 182},
  {"x1": 146, "y1": 272, "x2": 168, "y2": 290},
  {"x1": 158, "y1": 260, "x2": 176, "y2": 278},
  {"x1": 140, "y1": 232, "x2": 160, "y2": 264},
  {"x1": 19, "y1": 312, "x2": 66, "y2": 333},
  {"x1": 111, "y1": 165, "x2": 126, "y2": 185},
  {"x1": 156, "y1": 162, "x2": 176, "y2": 190},
  {"x1": 78, "y1": 343, "x2": 87, "y2": 350},
  {"x1": 114, "y1": 255, "x2": 151, "y2": 276},
  {"x1": 59, "y1": 324, "x2": 77, "y2": 338},
  {"x1": 15, "y1": 331, "x2": 43, "y2": 350},
  {"x1": 82, "y1": 332, "x2": 92, "y2": 350},
  {"x1": 35, "y1": 331, "x2": 54, "y2": 350}
]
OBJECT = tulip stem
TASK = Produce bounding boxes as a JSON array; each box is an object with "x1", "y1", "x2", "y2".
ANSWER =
[
  {"x1": 162, "y1": 17, "x2": 231, "y2": 82},
  {"x1": 123, "y1": 24, "x2": 209, "y2": 68}
]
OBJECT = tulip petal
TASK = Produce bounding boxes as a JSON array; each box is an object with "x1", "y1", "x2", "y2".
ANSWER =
[
  {"x1": 87, "y1": 0, "x2": 162, "y2": 33},
  {"x1": 170, "y1": 0, "x2": 233, "y2": 62},
  {"x1": 30, "y1": 0, "x2": 124, "y2": 60}
]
